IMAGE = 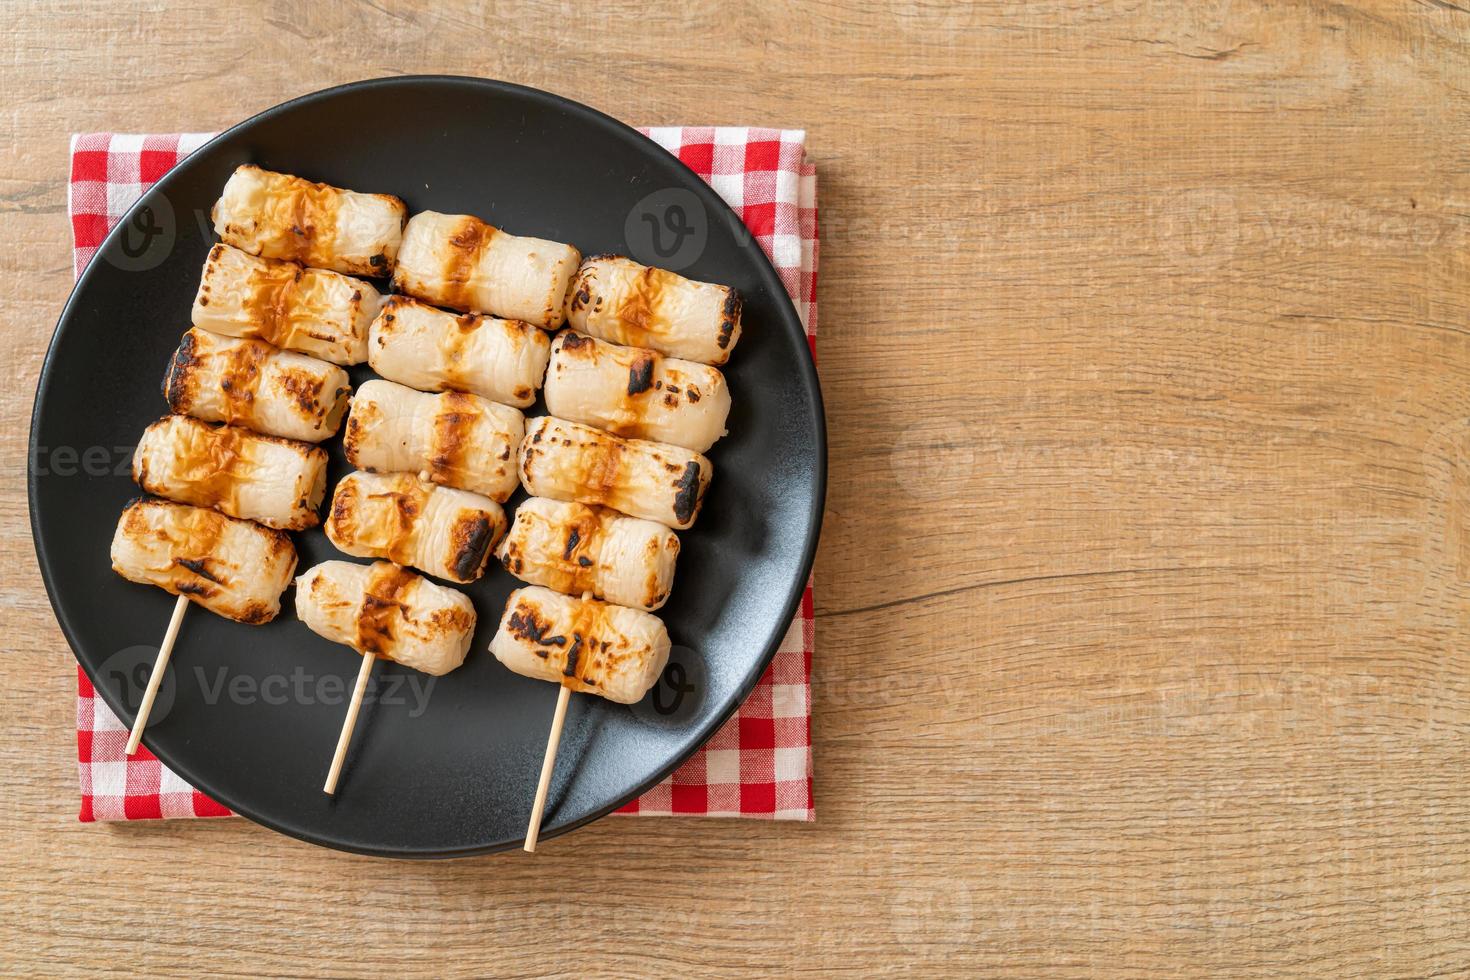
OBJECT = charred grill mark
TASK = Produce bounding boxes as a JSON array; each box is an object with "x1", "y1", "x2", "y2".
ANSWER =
[
  {"x1": 162, "y1": 329, "x2": 201, "y2": 412},
  {"x1": 507, "y1": 608, "x2": 544, "y2": 642},
  {"x1": 328, "y1": 477, "x2": 359, "y2": 533},
  {"x1": 718, "y1": 289, "x2": 742, "y2": 350},
  {"x1": 441, "y1": 216, "x2": 492, "y2": 312},
  {"x1": 355, "y1": 563, "x2": 416, "y2": 656},
  {"x1": 156, "y1": 417, "x2": 246, "y2": 515},
  {"x1": 218, "y1": 337, "x2": 272, "y2": 425},
  {"x1": 342, "y1": 396, "x2": 381, "y2": 468},
  {"x1": 508, "y1": 605, "x2": 563, "y2": 649},
  {"x1": 174, "y1": 556, "x2": 220, "y2": 583},
  {"x1": 451, "y1": 514, "x2": 495, "y2": 582},
  {"x1": 563, "y1": 527, "x2": 581, "y2": 560},
  {"x1": 175, "y1": 581, "x2": 215, "y2": 598},
  {"x1": 265, "y1": 525, "x2": 295, "y2": 559},
  {"x1": 563, "y1": 597, "x2": 617, "y2": 689},
  {"x1": 561, "y1": 330, "x2": 593, "y2": 353},
  {"x1": 383, "y1": 490, "x2": 419, "y2": 566},
  {"x1": 435, "y1": 310, "x2": 481, "y2": 389},
  {"x1": 276, "y1": 367, "x2": 326, "y2": 421},
  {"x1": 428, "y1": 393, "x2": 480, "y2": 486},
  {"x1": 277, "y1": 173, "x2": 339, "y2": 268},
  {"x1": 343, "y1": 416, "x2": 364, "y2": 462},
  {"x1": 427, "y1": 604, "x2": 475, "y2": 640},
  {"x1": 174, "y1": 501, "x2": 227, "y2": 569},
  {"x1": 237, "y1": 602, "x2": 274, "y2": 625},
  {"x1": 563, "y1": 634, "x2": 583, "y2": 677},
  {"x1": 241, "y1": 256, "x2": 300, "y2": 348},
  {"x1": 387, "y1": 490, "x2": 421, "y2": 522},
  {"x1": 614, "y1": 266, "x2": 663, "y2": 343},
  {"x1": 627, "y1": 354, "x2": 655, "y2": 396},
  {"x1": 672, "y1": 460, "x2": 703, "y2": 525},
  {"x1": 576, "y1": 429, "x2": 624, "y2": 506}
]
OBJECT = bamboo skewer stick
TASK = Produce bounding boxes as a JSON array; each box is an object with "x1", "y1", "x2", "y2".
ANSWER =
[
  {"x1": 324, "y1": 652, "x2": 377, "y2": 795},
  {"x1": 524, "y1": 683, "x2": 573, "y2": 853},
  {"x1": 126, "y1": 594, "x2": 190, "y2": 756}
]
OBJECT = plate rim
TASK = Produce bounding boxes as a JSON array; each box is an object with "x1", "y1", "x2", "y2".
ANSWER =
[{"x1": 28, "y1": 75, "x2": 826, "y2": 857}]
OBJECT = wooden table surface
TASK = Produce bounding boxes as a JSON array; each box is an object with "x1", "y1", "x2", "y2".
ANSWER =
[{"x1": 4, "y1": 2, "x2": 1469, "y2": 976}]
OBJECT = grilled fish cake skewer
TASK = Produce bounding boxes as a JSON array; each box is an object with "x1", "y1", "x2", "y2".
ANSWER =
[
  {"x1": 132, "y1": 414, "x2": 328, "y2": 530},
  {"x1": 164, "y1": 327, "x2": 351, "y2": 443},
  {"x1": 392, "y1": 210, "x2": 580, "y2": 329},
  {"x1": 498, "y1": 497, "x2": 679, "y2": 611},
  {"x1": 343, "y1": 379, "x2": 524, "y2": 503},
  {"x1": 211, "y1": 165, "x2": 406, "y2": 276},
  {"x1": 325, "y1": 470, "x2": 507, "y2": 584},
  {"x1": 517, "y1": 416, "x2": 711, "y2": 530},
  {"x1": 368, "y1": 295, "x2": 550, "y2": 408}
]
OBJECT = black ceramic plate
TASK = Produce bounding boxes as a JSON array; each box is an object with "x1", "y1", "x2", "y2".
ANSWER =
[{"x1": 30, "y1": 77, "x2": 824, "y2": 857}]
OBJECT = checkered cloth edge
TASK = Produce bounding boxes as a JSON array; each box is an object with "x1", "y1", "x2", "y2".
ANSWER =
[{"x1": 69, "y1": 127, "x2": 818, "y2": 823}]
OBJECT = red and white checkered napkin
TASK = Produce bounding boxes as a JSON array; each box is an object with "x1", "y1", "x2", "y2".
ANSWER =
[{"x1": 69, "y1": 127, "x2": 818, "y2": 823}]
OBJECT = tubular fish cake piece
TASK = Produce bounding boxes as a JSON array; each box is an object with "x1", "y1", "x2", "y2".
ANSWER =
[
  {"x1": 164, "y1": 327, "x2": 351, "y2": 443},
  {"x1": 367, "y1": 295, "x2": 550, "y2": 408},
  {"x1": 191, "y1": 243, "x2": 380, "y2": 365},
  {"x1": 543, "y1": 330, "x2": 731, "y2": 453},
  {"x1": 295, "y1": 560, "x2": 476, "y2": 676},
  {"x1": 342, "y1": 379, "x2": 524, "y2": 502},
  {"x1": 110, "y1": 497, "x2": 298, "y2": 624},
  {"x1": 211, "y1": 165, "x2": 406, "y2": 276},
  {"x1": 498, "y1": 497, "x2": 679, "y2": 611},
  {"x1": 564, "y1": 254, "x2": 742, "y2": 366},
  {"x1": 489, "y1": 586, "x2": 670, "y2": 704},
  {"x1": 517, "y1": 416, "x2": 712, "y2": 530},
  {"x1": 132, "y1": 414, "x2": 328, "y2": 530},
  {"x1": 392, "y1": 211, "x2": 580, "y2": 329},
  {"x1": 325, "y1": 470, "x2": 507, "y2": 584}
]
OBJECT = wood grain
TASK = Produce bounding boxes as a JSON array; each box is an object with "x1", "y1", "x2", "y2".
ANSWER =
[{"x1": 3, "y1": 1, "x2": 1469, "y2": 975}]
